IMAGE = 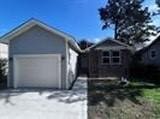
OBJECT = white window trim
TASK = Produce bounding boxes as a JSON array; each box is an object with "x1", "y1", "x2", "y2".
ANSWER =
[
  {"x1": 149, "y1": 49, "x2": 157, "y2": 60},
  {"x1": 101, "y1": 50, "x2": 121, "y2": 65}
]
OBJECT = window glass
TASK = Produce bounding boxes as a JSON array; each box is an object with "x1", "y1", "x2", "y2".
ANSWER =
[
  {"x1": 151, "y1": 50, "x2": 156, "y2": 58},
  {"x1": 112, "y1": 58, "x2": 120, "y2": 63},
  {"x1": 112, "y1": 51, "x2": 120, "y2": 57},
  {"x1": 102, "y1": 58, "x2": 110, "y2": 64},
  {"x1": 102, "y1": 51, "x2": 109, "y2": 56},
  {"x1": 102, "y1": 50, "x2": 121, "y2": 65}
]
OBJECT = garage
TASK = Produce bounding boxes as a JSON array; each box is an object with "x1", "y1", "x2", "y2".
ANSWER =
[
  {"x1": 13, "y1": 54, "x2": 61, "y2": 89},
  {"x1": 0, "y1": 19, "x2": 81, "y2": 89}
]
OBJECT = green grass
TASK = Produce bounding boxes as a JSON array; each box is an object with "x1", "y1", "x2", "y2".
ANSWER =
[
  {"x1": 88, "y1": 80, "x2": 160, "y2": 119},
  {"x1": 129, "y1": 81, "x2": 160, "y2": 103},
  {"x1": 142, "y1": 88, "x2": 160, "y2": 103},
  {"x1": 142, "y1": 88, "x2": 160, "y2": 119}
]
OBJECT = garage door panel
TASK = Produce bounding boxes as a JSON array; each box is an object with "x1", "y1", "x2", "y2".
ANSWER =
[{"x1": 14, "y1": 54, "x2": 61, "y2": 88}]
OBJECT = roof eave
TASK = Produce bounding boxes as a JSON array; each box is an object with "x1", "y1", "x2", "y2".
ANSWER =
[{"x1": 0, "y1": 18, "x2": 81, "y2": 52}]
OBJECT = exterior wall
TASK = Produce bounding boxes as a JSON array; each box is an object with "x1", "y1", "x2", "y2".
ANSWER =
[
  {"x1": 78, "y1": 52, "x2": 89, "y2": 75},
  {"x1": 89, "y1": 49, "x2": 131, "y2": 78},
  {"x1": 141, "y1": 41, "x2": 160, "y2": 67},
  {"x1": 8, "y1": 25, "x2": 67, "y2": 89},
  {"x1": 0, "y1": 43, "x2": 8, "y2": 59},
  {"x1": 66, "y1": 45, "x2": 78, "y2": 89},
  {"x1": 95, "y1": 39, "x2": 125, "y2": 48}
]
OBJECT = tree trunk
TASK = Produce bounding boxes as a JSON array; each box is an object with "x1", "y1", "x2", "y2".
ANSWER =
[{"x1": 114, "y1": 21, "x2": 118, "y2": 40}]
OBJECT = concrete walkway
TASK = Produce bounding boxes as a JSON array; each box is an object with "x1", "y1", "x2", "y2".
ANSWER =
[{"x1": 0, "y1": 77, "x2": 87, "y2": 119}]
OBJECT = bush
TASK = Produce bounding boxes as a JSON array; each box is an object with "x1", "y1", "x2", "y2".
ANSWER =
[
  {"x1": 130, "y1": 62, "x2": 160, "y2": 83},
  {"x1": 0, "y1": 59, "x2": 8, "y2": 88}
]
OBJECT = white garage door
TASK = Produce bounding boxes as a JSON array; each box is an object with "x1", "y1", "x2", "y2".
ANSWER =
[{"x1": 13, "y1": 54, "x2": 61, "y2": 89}]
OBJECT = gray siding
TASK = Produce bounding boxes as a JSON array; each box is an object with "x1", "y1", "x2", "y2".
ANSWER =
[
  {"x1": 141, "y1": 41, "x2": 160, "y2": 66},
  {"x1": 87, "y1": 40, "x2": 131, "y2": 78},
  {"x1": 96, "y1": 40, "x2": 121, "y2": 47},
  {"x1": 88, "y1": 49, "x2": 131, "y2": 78},
  {"x1": 8, "y1": 25, "x2": 67, "y2": 89}
]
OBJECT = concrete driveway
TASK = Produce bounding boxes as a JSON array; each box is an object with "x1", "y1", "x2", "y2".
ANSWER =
[{"x1": 0, "y1": 77, "x2": 87, "y2": 119}]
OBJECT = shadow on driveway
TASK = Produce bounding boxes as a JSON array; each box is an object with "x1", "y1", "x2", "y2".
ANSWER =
[{"x1": 0, "y1": 78, "x2": 87, "y2": 104}]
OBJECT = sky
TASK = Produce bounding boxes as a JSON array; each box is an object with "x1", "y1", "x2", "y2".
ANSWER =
[{"x1": 0, "y1": 0, "x2": 159, "y2": 43}]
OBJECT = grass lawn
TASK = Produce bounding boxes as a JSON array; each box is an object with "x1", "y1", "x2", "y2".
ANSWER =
[{"x1": 88, "y1": 80, "x2": 160, "y2": 119}]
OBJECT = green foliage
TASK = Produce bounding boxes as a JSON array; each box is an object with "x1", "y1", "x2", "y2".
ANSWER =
[
  {"x1": 78, "y1": 39, "x2": 94, "y2": 50},
  {"x1": 130, "y1": 63, "x2": 160, "y2": 83},
  {"x1": 156, "y1": 0, "x2": 160, "y2": 7},
  {"x1": 154, "y1": 0, "x2": 160, "y2": 17},
  {"x1": 0, "y1": 59, "x2": 7, "y2": 81},
  {"x1": 99, "y1": 0, "x2": 157, "y2": 45}
]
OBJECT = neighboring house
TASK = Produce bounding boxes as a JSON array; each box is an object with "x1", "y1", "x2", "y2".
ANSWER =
[
  {"x1": 0, "y1": 43, "x2": 8, "y2": 59},
  {"x1": 78, "y1": 40, "x2": 94, "y2": 75},
  {"x1": 83, "y1": 38, "x2": 133, "y2": 78},
  {"x1": 0, "y1": 18, "x2": 81, "y2": 89},
  {"x1": 136, "y1": 34, "x2": 160, "y2": 67}
]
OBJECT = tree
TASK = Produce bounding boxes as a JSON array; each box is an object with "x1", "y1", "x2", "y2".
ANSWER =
[
  {"x1": 156, "y1": 0, "x2": 160, "y2": 7},
  {"x1": 152, "y1": 0, "x2": 160, "y2": 16},
  {"x1": 155, "y1": 0, "x2": 160, "y2": 32},
  {"x1": 0, "y1": 59, "x2": 7, "y2": 81},
  {"x1": 99, "y1": 0, "x2": 157, "y2": 45},
  {"x1": 78, "y1": 39, "x2": 94, "y2": 50}
]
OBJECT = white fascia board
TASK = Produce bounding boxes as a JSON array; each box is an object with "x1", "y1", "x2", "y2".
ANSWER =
[{"x1": 0, "y1": 18, "x2": 81, "y2": 52}]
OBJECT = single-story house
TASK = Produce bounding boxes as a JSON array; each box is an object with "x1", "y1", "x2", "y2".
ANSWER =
[
  {"x1": 82, "y1": 38, "x2": 133, "y2": 79},
  {"x1": 0, "y1": 18, "x2": 81, "y2": 89},
  {"x1": 136, "y1": 33, "x2": 160, "y2": 67},
  {"x1": 0, "y1": 43, "x2": 8, "y2": 59}
]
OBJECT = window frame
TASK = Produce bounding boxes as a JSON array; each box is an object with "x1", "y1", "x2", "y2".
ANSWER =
[
  {"x1": 111, "y1": 51, "x2": 121, "y2": 65},
  {"x1": 101, "y1": 50, "x2": 121, "y2": 65},
  {"x1": 101, "y1": 51, "x2": 110, "y2": 65},
  {"x1": 149, "y1": 49, "x2": 157, "y2": 60}
]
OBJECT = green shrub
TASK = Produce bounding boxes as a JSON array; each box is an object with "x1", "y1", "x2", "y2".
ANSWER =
[
  {"x1": 0, "y1": 59, "x2": 7, "y2": 87},
  {"x1": 130, "y1": 62, "x2": 160, "y2": 83}
]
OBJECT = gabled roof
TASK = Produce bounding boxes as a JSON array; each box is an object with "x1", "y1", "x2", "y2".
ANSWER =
[
  {"x1": 137, "y1": 33, "x2": 160, "y2": 54},
  {"x1": 85, "y1": 38, "x2": 133, "y2": 52},
  {"x1": 0, "y1": 18, "x2": 81, "y2": 52}
]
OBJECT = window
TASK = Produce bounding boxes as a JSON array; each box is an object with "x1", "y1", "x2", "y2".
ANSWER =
[
  {"x1": 102, "y1": 51, "x2": 110, "y2": 64},
  {"x1": 111, "y1": 51, "x2": 120, "y2": 64},
  {"x1": 102, "y1": 51, "x2": 121, "y2": 65},
  {"x1": 150, "y1": 50, "x2": 156, "y2": 59}
]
